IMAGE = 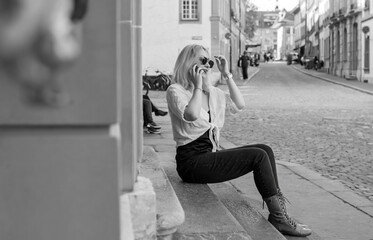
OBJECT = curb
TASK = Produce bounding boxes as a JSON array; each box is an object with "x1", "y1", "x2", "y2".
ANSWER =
[
  {"x1": 291, "y1": 66, "x2": 373, "y2": 96},
  {"x1": 238, "y1": 68, "x2": 260, "y2": 85},
  {"x1": 247, "y1": 68, "x2": 260, "y2": 82},
  {"x1": 277, "y1": 160, "x2": 373, "y2": 218}
]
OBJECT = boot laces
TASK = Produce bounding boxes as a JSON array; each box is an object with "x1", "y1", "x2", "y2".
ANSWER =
[{"x1": 278, "y1": 190, "x2": 297, "y2": 228}]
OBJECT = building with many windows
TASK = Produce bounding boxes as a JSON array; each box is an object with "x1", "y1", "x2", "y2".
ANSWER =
[
  {"x1": 142, "y1": 0, "x2": 247, "y2": 77},
  {"x1": 293, "y1": 4, "x2": 303, "y2": 58},
  {"x1": 292, "y1": 0, "x2": 370, "y2": 84}
]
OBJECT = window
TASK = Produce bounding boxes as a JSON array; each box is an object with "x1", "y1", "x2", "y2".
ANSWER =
[
  {"x1": 336, "y1": 30, "x2": 340, "y2": 62},
  {"x1": 181, "y1": 0, "x2": 199, "y2": 21},
  {"x1": 364, "y1": 31, "x2": 370, "y2": 72},
  {"x1": 343, "y1": 28, "x2": 347, "y2": 61},
  {"x1": 352, "y1": 23, "x2": 358, "y2": 70}
]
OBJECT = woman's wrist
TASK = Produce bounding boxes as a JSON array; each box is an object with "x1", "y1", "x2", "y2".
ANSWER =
[
  {"x1": 222, "y1": 72, "x2": 233, "y2": 79},
  {"x1": 194, "y1": 87, "x2": 203, "y2": 92}
]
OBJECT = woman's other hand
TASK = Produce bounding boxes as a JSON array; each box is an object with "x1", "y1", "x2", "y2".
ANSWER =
[{"x1": 214, "y1": 55, "x2": 230, "y2": 77}]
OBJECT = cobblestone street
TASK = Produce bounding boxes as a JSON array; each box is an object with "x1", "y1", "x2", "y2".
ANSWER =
[{"x1": 220, "y1": 62, "x2": 373, "y2": 202}]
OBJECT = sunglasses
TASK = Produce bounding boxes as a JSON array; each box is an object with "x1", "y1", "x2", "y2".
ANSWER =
[{"x1": 199, "y1": 56, "x2": 214, "y2": 68}]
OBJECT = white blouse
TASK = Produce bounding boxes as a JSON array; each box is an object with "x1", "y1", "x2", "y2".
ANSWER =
[{"x1": 166, "y1": 83, "x2": 241, "y2": 151}]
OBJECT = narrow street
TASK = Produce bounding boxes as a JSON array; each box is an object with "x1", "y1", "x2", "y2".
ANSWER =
[{"x1": 220, "y1": 62, "x2": 373, "y2": 202}]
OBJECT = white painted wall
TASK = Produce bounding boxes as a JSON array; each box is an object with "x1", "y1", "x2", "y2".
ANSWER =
[{"x1": 142, "y1": 0, "x2": 212, "y2": 75}]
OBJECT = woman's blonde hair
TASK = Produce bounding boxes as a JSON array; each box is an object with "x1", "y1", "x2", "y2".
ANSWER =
[{"x1": 172, "y1": 44, "x2": 209, "y2": 90}]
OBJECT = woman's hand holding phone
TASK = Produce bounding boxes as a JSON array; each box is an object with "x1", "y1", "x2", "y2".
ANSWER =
[{"x1": 191, "y1": 64, "x2": 205, "y2": 89}]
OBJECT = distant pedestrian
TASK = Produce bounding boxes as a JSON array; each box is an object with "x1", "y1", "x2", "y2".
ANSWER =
[
  {"x1": 266, "y1": 52, "x2": 271, "y2": 62},
  {"x1": 166, "y1": 44, "x2": 312, "y2": 237},
  {"x1": 237, "y1": 51, "x2": 250, "y2": 80}
]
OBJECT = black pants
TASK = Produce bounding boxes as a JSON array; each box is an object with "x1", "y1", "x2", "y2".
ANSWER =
[
  {"x1": 176, "y1": 144, "x2": 279, "y2": 199},
  {"x1": 143, "y1": 95, "x2": 157, "y2": 125},
  {"x1": 242, "y1": 66, "x2": 248, "y2": 80}
]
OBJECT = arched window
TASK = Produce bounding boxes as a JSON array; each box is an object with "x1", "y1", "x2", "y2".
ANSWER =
[
  {"x1": 352, "y1": 23, "x2": 358, "y2": 70},
  {"x1": 363, "y1": 26, "x2": 370, "y2": 72}
]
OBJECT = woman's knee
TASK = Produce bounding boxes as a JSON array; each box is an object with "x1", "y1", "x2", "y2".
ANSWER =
[
  {"x1": 239, "y1": 147, "x2": 269, "y2": 163},
  {"x1": 255, "y1": 144, "x2": 274, "y2": 156}
]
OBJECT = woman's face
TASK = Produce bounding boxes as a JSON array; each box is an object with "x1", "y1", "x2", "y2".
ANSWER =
[{"x1": 194, "y1": 48, "x2": 214, "y2": 73}]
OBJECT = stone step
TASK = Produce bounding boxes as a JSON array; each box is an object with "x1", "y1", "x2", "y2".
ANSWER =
[
  {"x1": 161, "y1": 159, "x2": 252, "y2": 239},
  {"x1": 210, "y1": 183, "x2": 323, "y2": 240},
  {"x1": 139, "y1": 146, "x2": 185, "y2": 239},
  {"x1": 150, "y1": 140, "x2": 323, "y2": 240},
  {"x1": 209, "y1": 182, "x2": 287, "y2": 240}
]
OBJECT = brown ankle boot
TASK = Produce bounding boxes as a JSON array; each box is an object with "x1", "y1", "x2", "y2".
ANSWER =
[{"x1": 264, "y1": 192, "x2": 312, "y2": 237}]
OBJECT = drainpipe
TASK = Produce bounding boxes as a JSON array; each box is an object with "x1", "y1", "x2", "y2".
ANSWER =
[
  {"x1": 305, "y1": 0, "x2": 308, "y2": 58},
  {"x1": 229, "y1": 0, "x2": 232, "y2": 73},
  {"x1": 239, "y1": 0, "x2": 241, "y2": 55}
]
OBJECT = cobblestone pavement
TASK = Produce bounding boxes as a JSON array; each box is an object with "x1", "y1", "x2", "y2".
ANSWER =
[{"x1": 220, "y1": 62, "x2": 373, "y2": 202}]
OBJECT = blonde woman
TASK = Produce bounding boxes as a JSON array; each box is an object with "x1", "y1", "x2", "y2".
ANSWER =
[{"x1": 166, "y1": 44, "x2": 312, "y2": 237}]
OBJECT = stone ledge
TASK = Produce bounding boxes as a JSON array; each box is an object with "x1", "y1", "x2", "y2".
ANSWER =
[
  {"x1": 140, "y1": 146, "x2": 185, "y2": 239},
  {"x1": 124, "y1": 176, "x2": 156, "y2": 240},
  {"x1": 209, "y1": 182, "x2": 287, "y2": 240}
]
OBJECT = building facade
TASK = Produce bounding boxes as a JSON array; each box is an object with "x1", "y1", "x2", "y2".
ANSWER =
[
  {"x1": 362, "y1": 0, "x2": 373, "y2": 83},
  {"x1": 272, "y1": 9, "x2": 295, "y2": 60},
  {"x1": 142, "y1": 0, "x2": 247, "y2": 77},
  {"x1": 293, "y1": 0, "x2": 371, "y2": 84},
  {"x1": 254, "y1": 11, "x2": 279, "y2": 56},
  {"x1": 294, "y1": 4, "x2": 303, "y2": 57},
  {"x1": 329, "y1": 0, "x2": 363, "y2": 80},
  {"x1": 319, "y1": 0, "x2": 330, "y2": 70}
]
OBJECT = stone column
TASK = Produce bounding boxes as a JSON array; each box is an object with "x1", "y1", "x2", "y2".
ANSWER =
[{"x1": 0, "y1": 1, "x2": 121, "y2": 239}]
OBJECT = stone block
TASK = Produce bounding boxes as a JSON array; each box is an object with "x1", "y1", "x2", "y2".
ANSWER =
[
  {"x1": 140, "y1": 146, "x2": 185, "y2": 239},
  {"x1": 127, "y1": 176, "x2": 156, "y2": 240},
  {"x1": 121, "y1": 194, "x2": 134, "y2": 240}
]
